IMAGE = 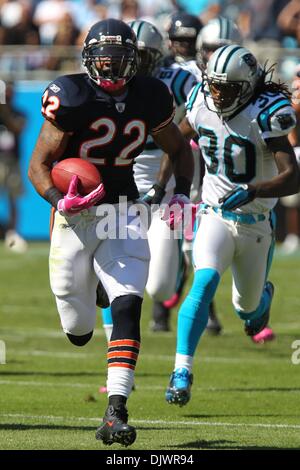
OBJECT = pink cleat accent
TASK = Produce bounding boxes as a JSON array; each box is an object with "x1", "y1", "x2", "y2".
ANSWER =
[
  {"x1": 251, "y1": 327, "x2": 275, "y2": 344},
  {"x1": 163, "y1": 292, "x2": 181, "y2": 309},
  {"x1": 98, "y1": 384, "x2": 136, "y2": 394}
]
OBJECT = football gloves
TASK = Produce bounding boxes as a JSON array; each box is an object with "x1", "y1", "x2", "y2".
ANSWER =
[
  {"x1": 219, "y1": 184, "x2": 256, "y2": 211},
  {"x1": 57, "y1": 175, "x2": 106, "y2": 216},
  {"x1": 161, "y1": 194, "x2": 192, "y2": 230},
  {"x1": 142, "y1": 183, "x2": 166, "y2": 205}
]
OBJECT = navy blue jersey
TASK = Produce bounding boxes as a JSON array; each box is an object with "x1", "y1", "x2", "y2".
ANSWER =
[{"x1": 42, "y1": 73, "x2": 174, "y2": 203}]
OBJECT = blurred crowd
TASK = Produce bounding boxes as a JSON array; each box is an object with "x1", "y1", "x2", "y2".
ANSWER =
[
  {"x1": 1, "y1": 0, "x2": 300, "y2": 81},
  {"x1": 1, "y1": 1, "x2": 300, "y2": 50},
  {"x1": 0, "y1": 0, "x2": 300, "y2": 252},
  {"x1": 1, "y1": 0, "x2": 300, "y2": 79}
]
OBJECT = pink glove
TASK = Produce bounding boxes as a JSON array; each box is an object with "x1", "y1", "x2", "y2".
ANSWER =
[
  {"x1": 161, "y1": 194, "x2": 192, "y2": 230},
  {"x1": 190, "y1": 139, "x2": 199, "y2": 151},
  {"x1": 184, "y1": 203, "x2": 198, "y2": 241},
  {"x1": 57, "y1": 175, "x2": 105, "y2": 216}
]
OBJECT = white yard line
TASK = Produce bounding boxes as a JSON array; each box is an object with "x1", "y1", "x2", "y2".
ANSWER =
[
  {"x1": 1, "y1": 379, "x2": 299, "y2": 394},
  {"x1": 6, "y1": 349, "x2": 291, "y2": 364},
  {"x1": 1, "y1": 413, "x2": 300, "y2": 431}
]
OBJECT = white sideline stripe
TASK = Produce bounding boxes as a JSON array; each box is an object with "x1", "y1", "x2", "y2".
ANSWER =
[
  {"x1": 0, "y1": 379, "x2": 163, "y2": 391},
  {"x1": 1, "y1": 380, "x2": 300, "y2": 395},
  {"x1": 2, "y1": 323, "x2": 300, "y2": 340},
  {"x1": 8, "y1": 350, "x2": 290, "y2": 364},
  {"x1": 0, "y1": 380, "x2": 96, "y2": 388},
  {"x1": 1, "y1": 413, "x2": 300, "y2": 431}
]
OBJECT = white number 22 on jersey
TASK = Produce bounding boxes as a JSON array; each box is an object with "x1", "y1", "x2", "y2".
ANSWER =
[{"x1": 79, "y1": 117, "x2": 146, "y2": 166}]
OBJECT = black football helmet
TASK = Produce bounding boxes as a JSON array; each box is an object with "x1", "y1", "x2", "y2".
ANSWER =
[
  {"x1": 82, "y1": 19, "x2": 139, "y2": 92},
  {"x1": 166, "y1": 12, "x2": 203, "y2": 62}
]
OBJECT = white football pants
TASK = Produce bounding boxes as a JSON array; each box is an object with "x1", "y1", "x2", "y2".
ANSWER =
[
  {"x1": 193, "y1": 209, "x2": 274, "y2": 313},
  {"x1": 49, "y1": 203, "x2": 150, "y2": 336},
  {"x1": 145, "y1": 191, "x2": 181, "y2": 302}
]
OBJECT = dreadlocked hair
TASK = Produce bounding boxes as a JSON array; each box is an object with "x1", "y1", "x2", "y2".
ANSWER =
[{"x1": 255, "y1": 61, "x2": 291, "y2": 99}]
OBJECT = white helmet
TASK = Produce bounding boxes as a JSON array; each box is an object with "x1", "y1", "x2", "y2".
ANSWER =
[
  {"x1": 205, "y1": 45, "x2": 262, "y2": 117},
  {"x1": 196, "y1": 16, "x2": 242, "y2": 66},
  {"x1": 128, "y1": 20, "x2": 164, "y2": 75}
]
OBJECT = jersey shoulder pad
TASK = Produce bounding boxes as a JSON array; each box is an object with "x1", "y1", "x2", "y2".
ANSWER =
[
  {"x1": 134, "y1": 76, "x2": 174, "y2": 133},
  {"x1": 134, "y1": 75, "x2": 173, "y2": 102},
  {"x1": 154, "y1": 66, "x2": 177, "y2": 81},
  {"x1": 44, "y1": 73, "x2": 93, "y2": 108},
  {"x1": 155, "y1": 66, "x2": 197, "y2": 106},
  {"x1": 252, "y1": 91, "x2": 296, "y2": 137},
  {"x1": 42, "y1": 73, "x2": 93, "y2": 131}
]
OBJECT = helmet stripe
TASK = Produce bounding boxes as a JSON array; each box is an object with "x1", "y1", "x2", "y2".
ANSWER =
[
  {"x1": 221, "y1": 46, "x2": 243, "y2": 73},
  {"x1": 171, "y1": 69, "x2": 188, "y2": 105},
  {"x1": 136, "y1": 21, "x2": 144, "y2": 40},
  {"x1": 213, "y1": 45, "x2": 230, "y2": 72}
]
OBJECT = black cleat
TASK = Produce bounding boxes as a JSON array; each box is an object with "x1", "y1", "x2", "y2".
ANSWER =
[
  {"x1": 206, "y1": 316, "x2": 223, "y2": 335},
  {"x1": 206, "y1": 301, "x2": 222, "y2": 335},
  {"x1": 95, "y1": 404, "x2": 136, "y2": 447},
  {"x1": 245, "y1": 282, "x2": 274, "y2": 337},
  {"x1": 96, "y1": 280, "x2": 110, "y2": 309},
  {"x1": 150, "y1": 301, "x2": 170, "y2": 332}
]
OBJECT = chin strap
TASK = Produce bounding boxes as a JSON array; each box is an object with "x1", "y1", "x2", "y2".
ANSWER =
[{"x1": 98, "y1": 78, "x2": 126, "y2": 92}]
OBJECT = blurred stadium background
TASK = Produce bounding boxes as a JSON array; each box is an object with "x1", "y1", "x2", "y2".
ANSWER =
[
  {"x1": 0, "y1": 0, "x2": 300, "y2": 451},
  {"x1": 1, "y1": 0, "x2": 300, "y2": 244}
]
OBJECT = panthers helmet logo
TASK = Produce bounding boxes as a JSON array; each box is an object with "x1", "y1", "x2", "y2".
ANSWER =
[{"x1": 243, "y1": 53, "x2": 257, "y2": 69}]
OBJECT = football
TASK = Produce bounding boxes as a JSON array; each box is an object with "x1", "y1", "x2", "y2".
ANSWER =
[{"x1": 51, "y1": 158, "x2": 102, "y2": 195}]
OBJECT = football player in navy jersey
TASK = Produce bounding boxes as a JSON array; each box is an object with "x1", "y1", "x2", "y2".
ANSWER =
[{"x1": 28, "y1": 19, "x2": 194, "y2": 447}]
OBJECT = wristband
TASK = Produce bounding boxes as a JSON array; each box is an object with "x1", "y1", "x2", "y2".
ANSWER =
[
  {"x1": 174, "y1": 176, "x2": 191, "y2": 198},
  {"x1": 44, "y1": 186, "x2": 63, "y2": 209}
]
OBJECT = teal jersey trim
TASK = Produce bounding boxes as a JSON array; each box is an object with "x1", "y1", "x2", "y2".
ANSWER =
[
  {"x1": 257, "y1": 98, "x2": 291, "y2": 133},
  {"x1": 171, "y1": 69, "x2": 191, "y2": 106},
  {"x1": 186, "y1": 83, "x2": 201, "y2": 111}
]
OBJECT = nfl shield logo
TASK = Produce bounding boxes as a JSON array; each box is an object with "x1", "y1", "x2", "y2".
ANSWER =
[{"x1": 115, "y1": 102, "x2": 126, "y2": 113}]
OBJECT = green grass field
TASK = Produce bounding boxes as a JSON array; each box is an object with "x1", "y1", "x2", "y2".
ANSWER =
[{"x1": 0, "y1": 242, "x2": 300, "y2": 450}]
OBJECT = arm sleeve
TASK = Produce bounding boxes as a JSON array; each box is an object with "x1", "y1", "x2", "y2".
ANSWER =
[
  {"x1": 41, "y1": 78, "x2": 79, "y2": 133},
  {"x1": 150, "y1": 80, "x2": 175, "y2": 134}
]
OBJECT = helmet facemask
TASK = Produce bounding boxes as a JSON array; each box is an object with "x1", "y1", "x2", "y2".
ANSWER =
[
  {"x1": 83, "y1": 43, "x2": 139, "y2": 92},
  {"x1": 137, "y1": 47, "x2": 162, "y2": 76},
  {"x1": 169, "y1": 38, "x2": 196, "y2": 63},
  {"x1": 205, "y1": 75, "x2": 252, "y2": 116}
]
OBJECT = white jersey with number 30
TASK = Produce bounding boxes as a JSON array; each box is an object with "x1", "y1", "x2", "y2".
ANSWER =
[{"x1": 186, "y1": 85, "x2": 296, "y2": 213}]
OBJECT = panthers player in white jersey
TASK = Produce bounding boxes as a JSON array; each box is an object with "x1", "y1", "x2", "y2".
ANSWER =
[
  {"x1": 165, "y1": 45, "x2": 300, "y2": 407},
  {"x1": 162, "y1": 15, "x2": 244, "y2": 335},
  {"x1": 99, "y1": 20, "x2": 197, "y2": 338},
  {"x1": 194, "y1": 16, "x2": 274, "y2": 342}
]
